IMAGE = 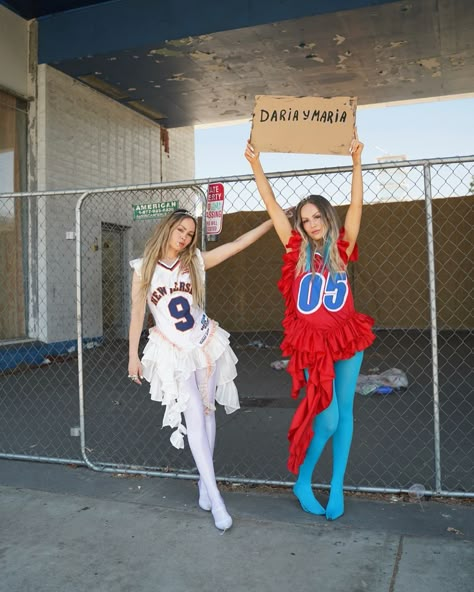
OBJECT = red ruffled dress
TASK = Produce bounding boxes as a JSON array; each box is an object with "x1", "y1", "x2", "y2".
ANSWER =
[{"x1": 278, "y1": 229, "x2": 375, "y2": 474}]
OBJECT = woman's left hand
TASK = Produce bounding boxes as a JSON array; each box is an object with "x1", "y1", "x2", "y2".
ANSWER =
[{"x1": 349, "y1": 128, "x2": 364, "y2": 165}]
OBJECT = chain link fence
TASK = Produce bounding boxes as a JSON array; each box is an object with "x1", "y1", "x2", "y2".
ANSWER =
[
  {"x1": 0, "y1": 191, "x2": 85, "y2": 463},
  {"x1": 1, "y1": 156, "x2": 473, "y2": 496}
]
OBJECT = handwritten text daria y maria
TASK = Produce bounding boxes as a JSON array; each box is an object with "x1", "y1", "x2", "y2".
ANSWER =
[{"x1": 259, "y1": 107, "x2": 348, "y2": 124}]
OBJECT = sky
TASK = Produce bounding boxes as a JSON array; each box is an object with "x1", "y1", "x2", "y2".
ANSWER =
[{"x1": 194, "y1": 96, "x2": 474, "y2": 180}]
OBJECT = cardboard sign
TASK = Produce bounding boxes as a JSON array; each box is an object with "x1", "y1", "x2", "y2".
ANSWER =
[
  {"x1": 206, "y1": 183, "x2": 224, "y2": 235},
  {"x1": 250, "y1": 95, "x2": 357, "y2": 155}
]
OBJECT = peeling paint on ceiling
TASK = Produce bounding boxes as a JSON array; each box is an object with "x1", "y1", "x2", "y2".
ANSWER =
[{"x1": 37, "y1": 0, "x2": 474, "y2": 127}]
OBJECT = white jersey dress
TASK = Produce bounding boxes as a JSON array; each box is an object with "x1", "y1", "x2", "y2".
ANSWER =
[{"x1": 130, "y1": 251, "x2": 239, "y2": 449}]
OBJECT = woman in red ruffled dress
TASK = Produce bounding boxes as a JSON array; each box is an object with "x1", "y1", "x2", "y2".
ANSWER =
[{"x1": 245, "y1": 134, "x2": 375, "y2": 520}]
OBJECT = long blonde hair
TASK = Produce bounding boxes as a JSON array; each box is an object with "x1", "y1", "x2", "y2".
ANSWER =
[
  {"x1": 294, "y1": 195, "x2": 345, "y2": 276},
  {"x1": 140, "y1": 210, "x2": 205, "y2": 307}
]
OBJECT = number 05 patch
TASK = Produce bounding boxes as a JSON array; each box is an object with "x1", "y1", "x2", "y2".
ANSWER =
[{"x1": 297, "y1": 272, "x2": 349, "y2": 314}]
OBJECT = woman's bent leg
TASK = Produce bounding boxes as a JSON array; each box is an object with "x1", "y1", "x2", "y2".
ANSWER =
[
  {"x1": 293, "y1": 385, "x2": 339, "y2": 515},
  {"x1": 182, "y1": 371, "x2": 231, "y2": 530}
]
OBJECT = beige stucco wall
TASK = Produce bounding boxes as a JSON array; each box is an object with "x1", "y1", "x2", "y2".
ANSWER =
[{"x1": 205, "y1": 196, "x2": 474, "y2": 331}]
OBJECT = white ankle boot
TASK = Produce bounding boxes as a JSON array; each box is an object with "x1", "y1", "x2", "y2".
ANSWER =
[{"x1": 211, "y1": 502, "x2": 232, "y2": 531}]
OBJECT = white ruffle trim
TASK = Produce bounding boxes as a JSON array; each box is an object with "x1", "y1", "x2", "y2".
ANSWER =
[{"x1": 141, "y1": 323, "x2": 239, "y2": 450}]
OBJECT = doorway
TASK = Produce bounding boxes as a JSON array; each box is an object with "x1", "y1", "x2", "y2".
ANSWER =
[{"x1": 101, "y1": 223, "x2": 129, "y2": 340}]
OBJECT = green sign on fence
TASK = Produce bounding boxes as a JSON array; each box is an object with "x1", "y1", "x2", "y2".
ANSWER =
[{"x1": 132, "y1": 200, "x2": 179, "y2": 220}]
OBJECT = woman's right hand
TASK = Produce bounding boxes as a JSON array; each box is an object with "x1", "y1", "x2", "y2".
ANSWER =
[
  {"x1": 244, "y1": 140, "x2": 260, "y2": 165},
  {"x1": 128, "y1": 356, "x2": 143, "y2": 386}
]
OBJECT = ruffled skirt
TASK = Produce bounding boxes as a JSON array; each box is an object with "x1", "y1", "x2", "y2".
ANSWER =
[
  {"x1": 141, "y1": 322, "x2": 239, "y2": 449},
  {"x1": 282, "y1": 312, "x2": 375, "y2": 474}
]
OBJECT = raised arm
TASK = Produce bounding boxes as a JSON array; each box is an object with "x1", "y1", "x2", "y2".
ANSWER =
[
  {"x1": 343, "y1": 136, "x2": 364, "y2": 259},
  {"x1": 128, "y1": 272, "x2": 146, "y2": 385},
  {"x1": 201, "y1": 218, "x2": 273, "y2": 270},
  {"x1": 245, "y1": 141, "x2": 293, "y2": 248}
]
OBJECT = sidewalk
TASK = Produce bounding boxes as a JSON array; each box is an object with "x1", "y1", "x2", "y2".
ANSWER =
[{"x1": 1, "y1": 459, "x2": 472, "y2": 592}]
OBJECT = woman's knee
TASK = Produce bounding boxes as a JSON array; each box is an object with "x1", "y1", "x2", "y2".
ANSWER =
[{"x1": 314, "y1": 408, "x2": 339, "y2": 439}]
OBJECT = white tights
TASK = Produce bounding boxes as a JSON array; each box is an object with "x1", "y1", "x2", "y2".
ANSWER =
[{"x1": 182, "y1": 367, "x2": 232, "y2": 530}]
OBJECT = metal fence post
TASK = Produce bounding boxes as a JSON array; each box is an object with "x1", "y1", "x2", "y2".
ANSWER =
[
  {"x1": 423, "y1": 163, "x2": 442, "y2": 493},
  {"x1": 75, "y1": 192, "x2": 95, "y2": 469}
]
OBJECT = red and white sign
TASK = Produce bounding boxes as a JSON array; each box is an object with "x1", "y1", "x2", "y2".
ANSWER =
[{"x1": 205, "y1": 183, "x2": 225, "y2": 235}]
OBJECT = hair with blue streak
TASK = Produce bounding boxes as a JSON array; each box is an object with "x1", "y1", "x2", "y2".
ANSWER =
[{"x1": 305, "y1": 236, "x2": 332, "y2": 276}]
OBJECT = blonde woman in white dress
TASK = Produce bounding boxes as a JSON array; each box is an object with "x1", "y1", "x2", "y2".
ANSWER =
[{"x1": 128, "y1": 208, "x2": 273, "y2": 531}]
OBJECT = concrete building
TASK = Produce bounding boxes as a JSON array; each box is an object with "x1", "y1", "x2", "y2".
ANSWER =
[{"x1": 0, "y1": 4, "x2": 194, "y2": 348}]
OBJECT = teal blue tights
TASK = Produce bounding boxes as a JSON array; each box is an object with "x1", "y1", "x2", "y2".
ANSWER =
[{"x1": 293, "y1": 350, "x2": 364, "y2": 520}]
